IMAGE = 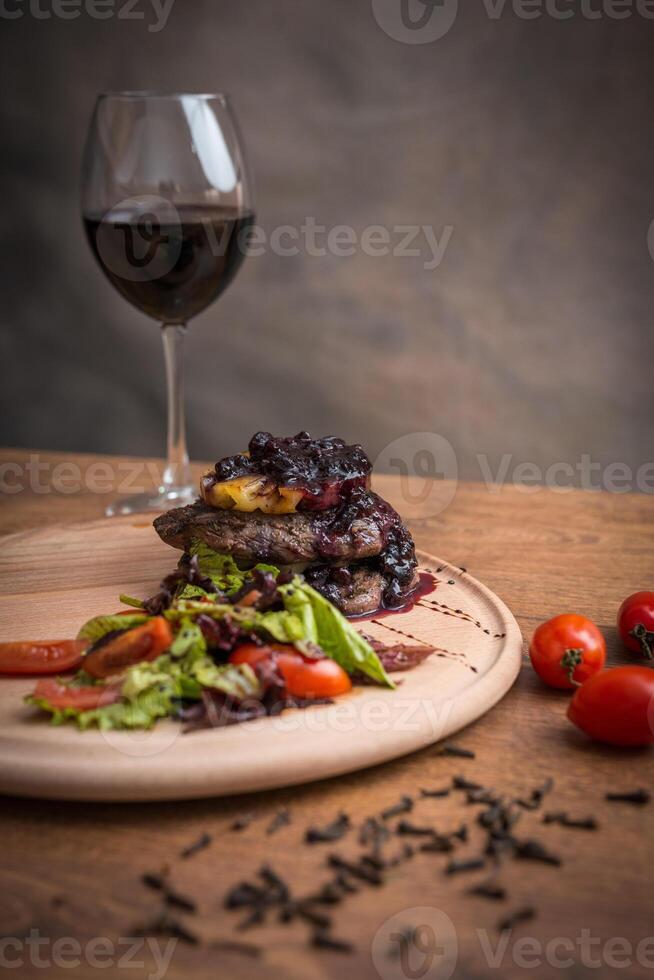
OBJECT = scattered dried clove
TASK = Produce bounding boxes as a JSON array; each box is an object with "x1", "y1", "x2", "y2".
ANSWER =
[
  {"x1": 453, "y1": 776, "x2": 484, "y2": 792},
  {"x1": 514, "y1": 839, "x2": 562, "y2": 866},
  {"x1": 394, "y1": 820, "x2": 437, "y2": 837},
  {"x1": 305, "y1": 813, "x2": 351, "y2": 844},
  {"x1": 141, "y1": 868, "x2": 197, "y2": 913},
  {"x1": 606, "y1": 789, "x2": 650, "y2": 805},
  {"x1": 359, "y1": 817, "x2": 391, "y2": 851},
  {"x1": 543, "y1": 812, "x2": 598, "y2": 831},
  {"x1": 440, "y1": 743, "x2": 476, "y2": 758},
  {"x1": 180, "y1": 832, "x2": 212, "y2": 859},
  {"x1": 469, "y1": 880, "x2": 507, "y2": 901},
  {"x1": 419, "y1": 835, "x2": 454, "y2": 854},
  {"x1": 136, "y1": 912, "x2": 199, "y2": 945},
  {"x1": 381, "y1": 796, "x2": 414, "y2": 821},
  {"x1": 266, "y1": 809, "x2": 291, "y2": 835},
  {"x1": 230, "y1": 813, "x2": 255, "y2": 832},
  {"x1": 498, "y1": 907, "x2": 536, "y2": 932},
  {"x1": 164, "y1": 889, "x2": 197, "y2": 914},
  {"x1": 446, "y1": 857, "x2": 486, "y2": 875},
  {"x1": 515, "y1": 778, "x2": 554, "y2": 811},
  {"x1": 328, "y1": 854, "x2": 384, "y2": 887},
  {"x1": 311, "y1": 929, "x2": 354, "y2": 953},
  {"x1": 141, "y1": 872, "x2": 167, "y2": 892},
  {"x1": 466, "y1": 788, "x2": 500, "y2": 806}
]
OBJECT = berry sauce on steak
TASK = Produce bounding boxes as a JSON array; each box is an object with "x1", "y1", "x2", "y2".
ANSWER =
[
  {"x1": 308, "y1": 487, "x2": 418, "y2": 608},
  {"x1": 155, "y1": 433, "x2": 419, "y2": 614},
  {"x1": 204, "y1": 431, "x2": 371, "y2": 511}
]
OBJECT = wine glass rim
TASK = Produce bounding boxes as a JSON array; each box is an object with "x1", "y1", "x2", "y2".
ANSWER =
[{"x1": 98, "y1": 91, "x2": 230, "y2": 102}]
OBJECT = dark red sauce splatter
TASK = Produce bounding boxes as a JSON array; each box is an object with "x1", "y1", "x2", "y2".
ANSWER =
[{"x1": 349, "y1": 572, "x2": 438, "y2": 623}]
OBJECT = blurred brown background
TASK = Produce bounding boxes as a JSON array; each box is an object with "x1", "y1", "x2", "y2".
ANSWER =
[{"x1": 1, "y1": 0, "x2": 653, "y2": 483}]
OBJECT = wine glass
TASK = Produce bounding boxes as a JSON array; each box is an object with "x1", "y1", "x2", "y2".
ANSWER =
[{"x1": 81, "y1": 92, "x2": 255, "y2": 515}]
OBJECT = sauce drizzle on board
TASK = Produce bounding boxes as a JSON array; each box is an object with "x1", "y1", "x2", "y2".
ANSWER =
[
  {"x1": 367, "y1": 617, "x2": 478, "y2": 673},
  {"x1": 350, "y1": 568, "x2": 487, "y2": 674},
  {"x1": 350, "y1": 572, "x2": 438, "y2": 623},
  {"x1": 350, "y1": 567, "x2": 506, "y2": 642}
]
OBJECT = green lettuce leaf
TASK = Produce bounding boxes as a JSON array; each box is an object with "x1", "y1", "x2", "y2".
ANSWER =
[
  {"x1": 198, "y1": 661, "x2": 261, "y2": 699},
  {"x1": 169, "y1": 619, "x2": 207, "y2": 659},
  {"x1": 170, "y1": 574, "x2": 394, "y2": 687},
  {"x1": 31, "y1": 652, "x2": 261, "y2": 731},
  {"x1": 47, "y1": 546, "x2": 392, "y2": 733},
  {"x1": 167, "y1": 600, "x2": 306, "y2": 646},
  {"x1": 77, "y1": 612, "x2": 148, "y2": 643},
  {"x1": 256, "y1": 609, "x2": 307, "y2": 643},
  {"x1": 169, "y1": 547, "x2": 394, "y2": 687},
  {"x1": 27, "y1": 684, "x2": 178, "y2": 731},
  {"x1": 183, "y1": 541, "x2": 280, "y2": 598},
  {"x1": 278, "y1": 580, "x2": 394, "y2": 688},
  {"x1": 118, "y1": 594, "x2": 145, "y2": 609},
  {"x1": 121, "y1": 653, "x2": 260, "y2": 706}
]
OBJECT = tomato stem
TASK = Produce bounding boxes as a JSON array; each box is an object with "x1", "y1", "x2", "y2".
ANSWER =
[
  {"x1": 560, "y1": 648, "x2": 584, "y2": 685},
  {"x1": 629, "y1": 624, "x2": 654, "y2": 660}
]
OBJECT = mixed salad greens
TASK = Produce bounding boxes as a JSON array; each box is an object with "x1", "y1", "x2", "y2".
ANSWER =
[{"x1": 24, "y1": 543, "x2": 398, "y2": 732}]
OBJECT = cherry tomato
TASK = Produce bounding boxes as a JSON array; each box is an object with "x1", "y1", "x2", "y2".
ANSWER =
[
  {"x1": 529, "y1": 614, "x2": 606, "y2": 690},
  {"x1": 83, "y1": 617, "x2": 172, "y2": 679},
  {"x1": 228, "y1": 643, "x2": 352, "y2": 699},
  {"x1": 228, "y1": 643, "x2": 303, "y2": 668},
  {"x1": 275, "y1": 650, "x2": 352, "y2": 699},
  {"x1": 32, "y1": 679, "x2": 122, "y2": 711},
  {"x1": 0, "y1": 640, "x2": 87, "y2": 676},
  {"x1": 618, "y1": 592, "x2": 654, "y2": 660},
  {"x1": 567, "y1": 666, "x2": 654, "y2": 747},
  {"x1": 228, "y1": 643, "x2": 270, "y2": 667}
]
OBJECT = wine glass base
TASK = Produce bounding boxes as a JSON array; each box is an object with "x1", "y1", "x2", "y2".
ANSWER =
[{"x1": 105, "y1": 485, "x2": 197, "y2": 517}]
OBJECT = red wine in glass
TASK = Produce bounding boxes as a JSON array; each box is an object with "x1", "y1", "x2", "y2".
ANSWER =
[
  {"x1": 83, "y1": 204, "x2": 255, "y2": 324},
  {"x1": 81, "y1": 93, "x2": 255, "y2": 515}
]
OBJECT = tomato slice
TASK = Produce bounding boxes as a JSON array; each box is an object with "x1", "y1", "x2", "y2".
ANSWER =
[
  {"x1": 228, "y1": 642, "x2": 352, "y2": 699},
  {"x1": 0, "y1": 640, "x2": 87, "y2": 676},
  {"x1": 32, "y1": 679, "x2": 122, "y2": 711},
  {"x1": 228, "y1": 643, "x2": 271, "y2": 667},
  {"x1": 83, "y1": 617, "x2": 172, "y2": 679},
  {"x1": 275, "y1": 650, "x2": 352, "y2": 699}
]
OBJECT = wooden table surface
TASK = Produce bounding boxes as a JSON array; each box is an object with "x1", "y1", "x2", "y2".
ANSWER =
[{"x1": 1, "y1": 449, "x2": 653, "y2": 980}]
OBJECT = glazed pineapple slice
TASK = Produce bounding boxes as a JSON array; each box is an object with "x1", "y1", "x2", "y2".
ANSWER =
[{"x1": 200, "y1": 473, "x2": 304, "y2": 514}]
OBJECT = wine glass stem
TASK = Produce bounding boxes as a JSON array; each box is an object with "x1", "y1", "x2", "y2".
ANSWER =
[{"x1": 161, "y1": 323, "x2": 191, "y2": 490}]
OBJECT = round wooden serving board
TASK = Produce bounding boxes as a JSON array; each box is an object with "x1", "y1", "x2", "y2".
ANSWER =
[{"x1": 0, "y1": 518, "x2": 522, "y2": 802}]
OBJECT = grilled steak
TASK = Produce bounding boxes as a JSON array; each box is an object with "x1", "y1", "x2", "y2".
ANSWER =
[
  {"x1": 153, "y1": 498, "x2": 386, "y2": 565},
  {"x1": 336, "y1": 567, "x2": 384, "y2": 617},
  {"x1": 154, "y1": 445, "x2": 419, "y2": 613},
  {"x1": 304, "y1": 562, "x2": 420, "y2": 616},
  {"x1": 304, "y1": 563, "x2": 383, "y2": 616}
]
